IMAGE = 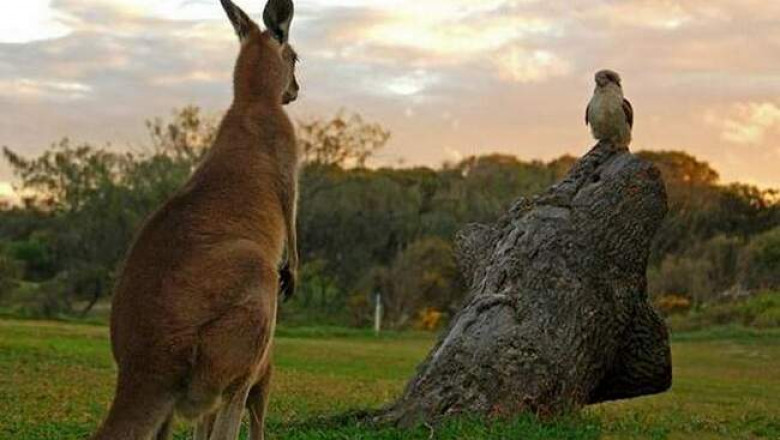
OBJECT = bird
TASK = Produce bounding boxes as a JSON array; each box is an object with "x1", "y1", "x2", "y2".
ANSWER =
[{"x1": 586, "y1": 69, "x2": 634, "y2": 149}]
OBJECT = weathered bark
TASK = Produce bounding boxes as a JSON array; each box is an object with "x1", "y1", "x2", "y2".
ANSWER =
[{"x1": 380, "y1": 142, "x2": 672, "y2": 426}]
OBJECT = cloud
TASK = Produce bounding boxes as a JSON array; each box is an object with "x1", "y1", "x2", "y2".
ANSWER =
[
  {"x1": 306, "y1": 0, "x2": 566, "y2": 85},
  {"x1": 1, "y1": 0, "x2": 780, "y2": 189},
  {"x1": 588, "y1": 1, "x2": 693, "y2": 30},
  {"x1": 494, "y1": 47, "x2": 570, "y2": 83},
  {"x1": 709, "y1": 102, "x2": 780, "y2": 146},
  {"x1": 383, "y1": 70, "x2": 440, "y2": 96},
  {"x1": 0, "y1": 0, "x2": 72, "y2": 44},
  {"x1": 582, "y1": 0, "x2": 730, "y2": 31},
  {"x1": 0, "y1": 78, "x2": 93, "y2": 101},
  {"x1": 56, "y1": 0, "x2": 221, "y2": 22},
  {"x1": 363, "y1": 12, "x2": 555, "y2": 59},
  {"x1": 150, "y1": 70, "x2": 228, "y2": 86}
]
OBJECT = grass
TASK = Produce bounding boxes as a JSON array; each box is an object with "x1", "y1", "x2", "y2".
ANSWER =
[{"x1": 0, "y1": 320, "x2": 778, "y2": 439}]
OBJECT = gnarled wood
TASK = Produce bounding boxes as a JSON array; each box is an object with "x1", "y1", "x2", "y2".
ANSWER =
[{"x1": 380, "y1": 141, "x2": 671, "y2": 426}]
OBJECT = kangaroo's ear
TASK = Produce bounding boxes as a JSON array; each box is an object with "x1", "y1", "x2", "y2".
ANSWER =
[
  {"x1": 220, "y1": 0, "x2": 256, "y2": 42},
  {"x1": 263, "y1": 0, "x2": 294, "y2": 44}
]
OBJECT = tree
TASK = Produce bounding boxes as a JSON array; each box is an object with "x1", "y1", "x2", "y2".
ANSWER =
[
  {"x1": 299, "y1": 170, "x2": 421, "y2": 288},
  {"x1": 648, "y1": 235, "x2": 744, "y2": 305},
  {"x1": 0, "y1": 245, "x2": 22, "y2": 300},
  {"x1": 2, "y1": 139, "x2": 125, "y2": 213},
  {"x1": 2, "y1": 140, "x2": 130, "y2": 314},
  {"x1": 740, "y1": 226, "x2": 780, "y2": 289},
  {"x1": 144, "y1": 105, "x2": 216, "y2": 171},
  {"x1": 2, "y1": 106, "x2": 778, "y2": 325},
  {"x1": 446, "y1": 154, "x2": 556, "y2": 224},
  {"x1": 297, "y1": 112, "x2": 390, "y2": 168},
  {"x1": 0, "y1": 107, "x2": 220, "y2": 316},
  {"x1": 8, "y1": 233, "x2": 57, "y2": 281},
  {"x1": 361, "y1": 237, "x2": 462, "y2": 328},
  {"x1": 638, "y1": 150, "x2": 719, "y2": 186},
  {"x1": 639, "y1": 151, "x2": 779, "y2": 265}
]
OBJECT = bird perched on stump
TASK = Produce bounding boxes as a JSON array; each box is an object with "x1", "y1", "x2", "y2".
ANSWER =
[{"x1": 586, "y1": 69, "x2": 633, "y2": 149}]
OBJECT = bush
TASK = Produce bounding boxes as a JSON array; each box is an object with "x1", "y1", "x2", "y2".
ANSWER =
[
  {"x1": 740, "y1": 292, "x2": 780, "y2": 328},
  {"x1": 666, "y1": 291, "x2": 780, "y2": 332},
  {"x1": 415, "y1": 307, "x2": 444, "y2": 331},
  {"x1": 380, "y1": 237, "x2": 462, "y2": 328},
  {"x1": 0, "y1": 244, "x2": 23, "y2": 299},
  {"x1": 648, "y1": 235, "x2": 744, "y2": 305},
  {"x1": 654, "y1": 295, "x2": 691, "y2": 316},
  {"x1": 739, "y1": 226, "x2": 780, "y2": 289},
  {"x1": 753, "y1": 307, "x2": 780, "y2": 328}
]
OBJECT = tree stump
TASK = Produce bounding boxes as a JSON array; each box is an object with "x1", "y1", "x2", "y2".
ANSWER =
[{"x1": 380, "y1": 142, "x2": 672, "y2": 426}]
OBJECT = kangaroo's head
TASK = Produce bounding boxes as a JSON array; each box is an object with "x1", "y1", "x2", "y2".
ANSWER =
[{"x1": 221, "y1": 0, "x2": 299, "y2": 105}]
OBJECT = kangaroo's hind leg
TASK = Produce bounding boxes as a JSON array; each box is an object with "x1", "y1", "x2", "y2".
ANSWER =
[
  {"x1": 154, "y1": 413, "x2": 174, "y2": 440},
  {"x1": 92, "y1": 377, "x2": 175, "y2": 440},
  {"x1": 194, "y1": 413, "x2": 215, "y2": 440},
  {"x1": 248, "y1": 362, "x2": 274, "y2": 440},
  {"x1": 190, "y1": 263, "x2": 277, "y2": 439},
  {"x1": 208, "y1": 383, "x2": 253, "y2": 440}
]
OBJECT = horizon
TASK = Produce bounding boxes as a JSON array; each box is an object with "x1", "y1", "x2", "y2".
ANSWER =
[{"x1": 1, "y1": 0, "x2": 779, "y2": 202}]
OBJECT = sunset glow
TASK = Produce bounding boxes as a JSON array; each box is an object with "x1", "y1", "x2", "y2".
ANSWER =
[
  {"x1": 0, "y1": 0, "x2": 778, "y2": 188},
  {"x1": 0, "y1": 182, "x2": 17, "y2": 205}
]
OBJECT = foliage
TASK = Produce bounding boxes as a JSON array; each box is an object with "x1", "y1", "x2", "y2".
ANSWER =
[
  {"x1": 653, "y1": 295, "x2": 692, "y2": 316},
  {"x1": 414, "y1": 307, "x2": 445, "y2": 331},
  {"x1": 0, "y1": 245, "x2": 22, "y2": 299},
  {"x1": 2, "y1": 139, "x2": 123, "y2": 213},
  {"x1": 648, "y1": 234, "x2": 745, "y2": 305},
  {"x1": 298, "y1": 112, "x2": 391, "y2": 167},
  {"x1": 0, "y1": 108, "x2": 778, "y2": 328},
  {"x1": 0, "y1": 108, "x2": 217, "y2": 316},
  {"x1": 639, "y1": 151, "x2": 779, "y2": 265},
  {"x1": 665, "y1": 291, "x2": 780, "y2": 332},
  {"x1": 739, "y1": 226, "x2": 780, "y2": 289},
  {"x1": 383, "y1": 237, "x2": 460, "y2": 327},
  {"x1": 278, "y1": 259, "x2": 349, "y2": 327}
]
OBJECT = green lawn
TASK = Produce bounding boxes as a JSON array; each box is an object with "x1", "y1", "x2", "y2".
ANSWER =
[{"x1": 0, "y1": 320, "x2": 778, "y2": 439}]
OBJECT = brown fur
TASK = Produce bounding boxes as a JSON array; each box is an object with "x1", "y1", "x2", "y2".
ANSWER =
[{"x1": 92, "y1": 9, "x2": 299, "y2": 440}]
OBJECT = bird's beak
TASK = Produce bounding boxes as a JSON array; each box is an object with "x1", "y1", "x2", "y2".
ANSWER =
[{"x1": 282, "y1": 90, "x2": 298, "y2": 105}]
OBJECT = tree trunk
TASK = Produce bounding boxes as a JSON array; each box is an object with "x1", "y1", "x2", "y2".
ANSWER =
[
  {"x1": 380, "y1": 142, "x2": 672, "y2": 426},
  {"x1": 79, "y1": 279, "x2": 102, "y2": 318}
]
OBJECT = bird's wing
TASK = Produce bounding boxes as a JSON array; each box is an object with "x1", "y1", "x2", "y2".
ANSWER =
[
  {"x1": 585, "y1": 102, "x2": 590, "y2": 126},
  {"x1": 623, "y1": 98, "x2": 634, "y2": 128}
]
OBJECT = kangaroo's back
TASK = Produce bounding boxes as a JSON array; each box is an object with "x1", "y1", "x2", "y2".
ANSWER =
[{"x1": 93, "y1": 1, "x2": 301, "y2": 439}]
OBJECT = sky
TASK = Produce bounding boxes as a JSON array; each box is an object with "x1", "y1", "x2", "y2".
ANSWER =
[{"x1": 0, "y1": 0, "x2": 779, "y2": 203}]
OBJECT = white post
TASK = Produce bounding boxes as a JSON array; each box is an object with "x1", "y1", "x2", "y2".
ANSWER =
[{"x1": 374, "y1": 292, "x2": 382, "y2": 335}]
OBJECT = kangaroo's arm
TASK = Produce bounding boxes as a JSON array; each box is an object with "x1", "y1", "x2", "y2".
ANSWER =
[{"x1": 278, "y1": 149, "x2": 299, "y2": 302}]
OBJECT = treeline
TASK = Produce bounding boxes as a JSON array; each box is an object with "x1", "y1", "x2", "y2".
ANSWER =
[{"x1": 0, "y1": 107, "x2": 778, "y2": 327}]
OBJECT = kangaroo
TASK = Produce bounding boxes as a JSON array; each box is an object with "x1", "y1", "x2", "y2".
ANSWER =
[{"x1": 92, "y1": 1, "x2": 300, "y2": 439}]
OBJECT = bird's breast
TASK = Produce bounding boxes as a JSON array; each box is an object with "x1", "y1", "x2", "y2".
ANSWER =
[{"x1": 589, "y1": 92, "x2": 626, "y2": 126}]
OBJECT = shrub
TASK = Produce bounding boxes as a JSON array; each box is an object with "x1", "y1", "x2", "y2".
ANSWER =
[
  {"x1": 739, "y1": 226, "x2": 780, "y2": 289},
  {"x1": 654, "y1": 295, "x2": 691, "y2": 316},
  {"x1": 0, "y1": 246, "x2": 22, "y2": 300},
  {"x1": 415, "y1": 307, "x2": 444, "y2": 331},
  {"x1": 666, "y1": 291, "x2": 780, "y2": 331},
  {"x1": 753, "y1": 307, "x2": 780, "y2": 328},
  {"x1": 648, "y1": 235, "x2": 744, "y2": 305}
]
